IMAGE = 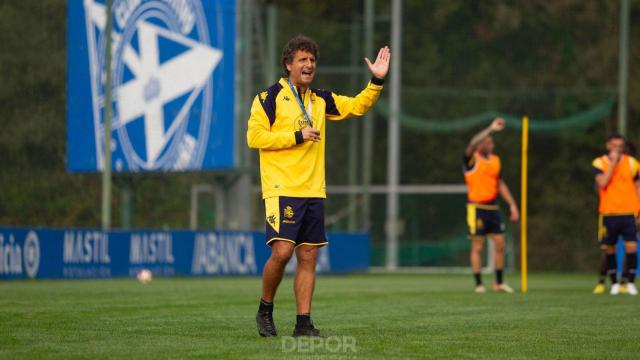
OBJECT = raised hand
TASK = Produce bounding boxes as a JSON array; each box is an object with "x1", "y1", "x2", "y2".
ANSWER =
[
  {"x1": 490, "y1": 117, "x2": 506, "y2": 132},
  {"x1": 364, "y1": 46, "x2": 391, "y2": 80}
]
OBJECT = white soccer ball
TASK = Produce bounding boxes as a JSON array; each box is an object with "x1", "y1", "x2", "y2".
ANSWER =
[{"x1": 137, "y1": 269, "x2": 153, "y2": 284}]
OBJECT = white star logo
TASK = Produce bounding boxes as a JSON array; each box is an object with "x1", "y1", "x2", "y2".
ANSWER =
[{"x1": 84, "y1": 0, "x2": 221, "y2": 168}]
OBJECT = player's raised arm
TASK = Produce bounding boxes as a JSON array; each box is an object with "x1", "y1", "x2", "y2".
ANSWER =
[
  {"x1": 465, "y1": 118, "x2": 505, "y2": 156},
  {"x1": 324, "y1": 46, "x2": 391, "y2": 121}
]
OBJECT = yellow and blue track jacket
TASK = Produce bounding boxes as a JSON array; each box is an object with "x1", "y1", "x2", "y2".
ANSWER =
[{"x1": 247, "y1": 77, "x2": 384, "y2": 199}]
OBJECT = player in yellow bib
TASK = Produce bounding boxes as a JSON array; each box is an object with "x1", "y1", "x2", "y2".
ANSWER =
[
  {"x1": 592, "y1": 134, "x2": 639, "y2": 295},
  {"x1": 464, "y1": 118, "x2": 519, "y2": 293}
]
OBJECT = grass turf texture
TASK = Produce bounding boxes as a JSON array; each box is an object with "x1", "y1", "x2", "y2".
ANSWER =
[{"x1": 1, "y1": 273, "x2": 639, "y2": 359}]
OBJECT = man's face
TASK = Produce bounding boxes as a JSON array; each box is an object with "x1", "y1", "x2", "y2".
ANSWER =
[
  {"x1": 286, "y1": 50, "x2": 316, "y2": 87},
  {"x1": 478, "y1": 136, "x2": 495, "y2": 155},
  {"x1": 607, "y1": 138, "x2": 625, "y2": 154}
]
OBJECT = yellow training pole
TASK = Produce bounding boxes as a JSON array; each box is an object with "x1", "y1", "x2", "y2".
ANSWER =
[{"x1": 521, "y1": 116, "x2": 529, "y2": 293}]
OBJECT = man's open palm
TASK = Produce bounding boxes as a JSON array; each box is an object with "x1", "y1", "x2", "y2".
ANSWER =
[{"x1": 364, "y1": 46, "x2": 391, "y2": 80}]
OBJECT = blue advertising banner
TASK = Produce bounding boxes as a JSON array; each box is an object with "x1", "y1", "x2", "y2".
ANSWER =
[
  {"x1": 0, "y1": 227, "x2": 370, "y2": 280},
  {"x1": 67, "y1": 0, "x2": 236, "y2": 172}
]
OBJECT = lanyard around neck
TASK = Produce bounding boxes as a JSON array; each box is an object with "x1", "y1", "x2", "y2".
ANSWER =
[{"x1": 286, "y1": 78, "x2": 313, "y2": 128}]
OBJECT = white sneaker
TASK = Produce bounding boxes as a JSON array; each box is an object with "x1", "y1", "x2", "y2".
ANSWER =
[
  {"x1": 493, "y1": 283, "x2": 515, "y2": 294},
  {"x1": 610, "y1": 283, "x2": 621, "y2": 295},
  {"x1": 474, "y1": 285, "x2": 486, "y2": 293},
  {"x1": 626, "y1": 283, "x2": 638, "y2": 296}
]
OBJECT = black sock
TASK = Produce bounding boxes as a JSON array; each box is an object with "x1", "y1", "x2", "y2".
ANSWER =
[
  {"x1": 296, "y1": 313, "x2": 311, "y2": 327},
  {"x1": 598, "y1": 253, "x2": 607, "y2": 284},
  {"x1": 259, "y1": 299, "x2": 273, "y2": 313},
  {"x1": 606, "y1": 253, "x2": 617, "y2": 284},
  {"x1": 495, "y1": 269, "x2": 504, "y2": 285},
  {"x1": 474, "y1": 273, "x2": 482, "y2": 286},
  {"x1": 626, "y1": 253, "x2": 637, "y2": 283}
]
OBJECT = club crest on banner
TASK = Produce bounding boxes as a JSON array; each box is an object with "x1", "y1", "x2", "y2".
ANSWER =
[{"x1": 67, "y1": 0, "x2": 236, "y2": 172}]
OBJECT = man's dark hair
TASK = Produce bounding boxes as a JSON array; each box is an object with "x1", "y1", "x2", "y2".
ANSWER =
[
  {"x1": 281, "y1": 35, "x2": 319, "y2": 76},
  {"x1": 607, "y1": 133, "x2": 626, "y2": 142}
]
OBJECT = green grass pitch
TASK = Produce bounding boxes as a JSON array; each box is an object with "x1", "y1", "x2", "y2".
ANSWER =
[{"x1": 1, "y1": 273, "x2": 639, "y2": 359}]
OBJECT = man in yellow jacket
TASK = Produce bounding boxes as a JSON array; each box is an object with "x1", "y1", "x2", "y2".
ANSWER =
[{"x1": 248, "y1": 35, "x2": 390, "y2": 337}]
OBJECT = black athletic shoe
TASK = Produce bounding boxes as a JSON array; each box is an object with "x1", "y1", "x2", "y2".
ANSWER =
[
  {"x1": 256, "y1": 311, "x2": 277, "y2": 337},
  {"x1": 292, "y1": 322, "x2": 322, "y2": 337}
]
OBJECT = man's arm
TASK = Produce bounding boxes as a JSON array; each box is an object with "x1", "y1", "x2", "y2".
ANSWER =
[
  {"x1": 499, "y1": 179, "x2": 519, "y2": 222},
  {"x1": 594, "y1": 153, "x2": 620, "y2": 188},
  {"x1": 632, "y1": 157, "x2": 640, "y2": 198},
  {"x1": 323, "y1": 82, "x2": 383, "y2": 121},
  {"x1": 324, "y1": 46, "x2": 390, "y2": 121},
  {"x1": 247, "y1": 96, "x2": 320, "y2": 150},
  {"x1": 465, "y1": 118, "x2": 505, "y2": 156}
]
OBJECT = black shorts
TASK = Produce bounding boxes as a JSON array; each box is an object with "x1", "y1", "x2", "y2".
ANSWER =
[
  {"x1": 264, "y1": 196, "x2": 328, "y2": 248},
  {"x1": 467, "y1": 203, "x2": 505, "y2": 236},
  {"x1": 598, "y1": 214, "x2": 637, "y2": 246}
]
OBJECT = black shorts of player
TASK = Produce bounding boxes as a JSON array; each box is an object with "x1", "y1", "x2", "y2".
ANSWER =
[
  {"x1": 264, "y1": 196, "x2": 328, "y2": 248},
  {"x1": 598, "y1": 214, "x2": 637, "y2": 247},
  {"x1": 467, "y1": 203, "x2": 505, "y2": 237}
]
